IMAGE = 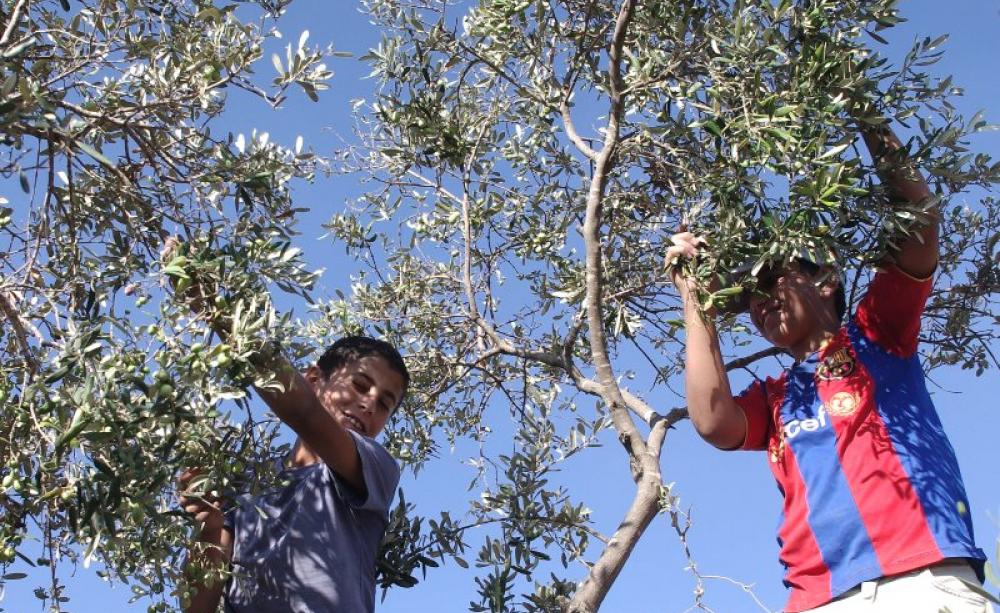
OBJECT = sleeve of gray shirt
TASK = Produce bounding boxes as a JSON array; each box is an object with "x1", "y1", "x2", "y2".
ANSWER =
[{"x1": 327, "y1": 430, "x2": 400, "y2": 520}]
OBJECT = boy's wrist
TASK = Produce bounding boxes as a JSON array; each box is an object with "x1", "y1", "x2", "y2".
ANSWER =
[
  {"x1": 676, "y1": 278, "x2": 703, "y2": 309},
  {"x1": 671, "y1": 270, "x2": 692, "y2": 290},
  {"x1": 198, "y1": 515, "x2": 226, "y2": 540}
]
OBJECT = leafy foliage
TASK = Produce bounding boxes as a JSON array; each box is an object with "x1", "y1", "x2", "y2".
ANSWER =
[{"x1": 0, "y1": 0, "x2": 997, "y2": 611}]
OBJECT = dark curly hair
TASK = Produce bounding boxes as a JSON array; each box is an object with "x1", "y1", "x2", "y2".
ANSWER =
[{"x1": 316, "y1": 336, "x2": 409, "y2": 405}]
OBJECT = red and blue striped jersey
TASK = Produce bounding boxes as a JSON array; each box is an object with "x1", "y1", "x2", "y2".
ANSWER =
[{"x1": 735, "y1": 265, "x2": 986, "y2": 612}]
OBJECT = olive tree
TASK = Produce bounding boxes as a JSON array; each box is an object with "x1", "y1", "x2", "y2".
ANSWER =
[
  {"x1": 1, "y1": 0, "x2": 998, "y2": 612},
  {"x1": 317, "y1": 0, "x2": 1000, "y2": 611},
  {"x1": 0, "y1": 0, "x2": 335, "y2": 609}
]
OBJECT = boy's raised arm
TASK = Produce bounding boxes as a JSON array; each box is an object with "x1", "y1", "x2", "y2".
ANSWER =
[
  {"x1": 250, "y1": 356, "x2": 366, "y2": 492},
  {"x1": 861, "y1": 124, "x2": 938, "y2": 278},
  {"x1": 160, "y1": 239, "x2": 366, "y2": 492},
  {"x1": 668, "y1": 232, "x2": 747, "y2": 450}
]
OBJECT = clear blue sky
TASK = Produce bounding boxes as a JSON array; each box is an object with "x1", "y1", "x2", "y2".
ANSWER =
[{"x1": 3, "y1": 1, "x2": 998, "y2": 612}]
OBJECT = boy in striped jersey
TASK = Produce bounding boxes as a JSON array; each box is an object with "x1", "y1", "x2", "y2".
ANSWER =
[{"x1": 667, "y1": 123, "x2": 994, "y2": 612}]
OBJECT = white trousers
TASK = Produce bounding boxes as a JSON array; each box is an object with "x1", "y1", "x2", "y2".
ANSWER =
[{"x1": 804, "y1": 561, "x2": 998, "y2": 613}]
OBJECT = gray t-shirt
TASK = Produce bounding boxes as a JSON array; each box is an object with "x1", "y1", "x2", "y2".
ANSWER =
[{"x1": 223, "y1": 431, "x2": 399, "y2": 613}]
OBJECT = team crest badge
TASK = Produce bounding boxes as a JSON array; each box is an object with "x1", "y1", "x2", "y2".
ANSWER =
[
  {"x1": 816, "y1": 348, "x2": 856, "y2": 381},
  {"x1": 826, "y1": 391, "x2": 860, "y2": 417}
]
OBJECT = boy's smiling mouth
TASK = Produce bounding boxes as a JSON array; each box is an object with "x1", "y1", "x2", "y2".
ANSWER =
[{"x1": 341, "y1": 411, "x2": 366, "y2": 434}]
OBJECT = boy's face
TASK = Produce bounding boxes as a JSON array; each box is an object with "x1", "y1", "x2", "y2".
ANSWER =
[
  {"x1": 306, "y1": 355, "x2": 405, "y2": 438},
  {"x1": 748, "y1": 262, "x2": 835, "y2": 350}
]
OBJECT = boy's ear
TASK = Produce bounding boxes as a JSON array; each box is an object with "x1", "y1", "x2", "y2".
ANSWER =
[
  {"x1": 304, "y1": 365, "x2": 323, "y2": 386},
  {"x1": 816, "y1": 265, "x2": 840, "y2": 298}
]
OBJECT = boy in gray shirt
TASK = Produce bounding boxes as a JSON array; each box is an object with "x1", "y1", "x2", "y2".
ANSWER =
[{"x1": 179, "y1": 336, "x2": 408, "y2": 613}]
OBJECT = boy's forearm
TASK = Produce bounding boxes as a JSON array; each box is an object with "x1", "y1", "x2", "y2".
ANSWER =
[
  {"x1": 182, "y1": 525, "x2": 230, "y2": 613},
  {"x1": 678, "y1": 281, "x2": 746, "y2": 449},
  {"x1": 249, "y1": 348, "x2": 366, "y2": 491},
  {"x1": 248, "y1": 347, "x2": 327, "y2": 432},
  {"x1": 211, "y1": 334, "x2": 318, "y2": 432},
  {"x1": 206, "y1": 332, "x2": 316, "y2": 433},
  {"x1": 861, "y1": 124, "x2": 939, "y2": 277},
  {"x1": 168, "y1": 247, "x2": 346, "y2": 445},
  {"x1": 861, "y1": 125, "x2": 935, "y2": 207}
]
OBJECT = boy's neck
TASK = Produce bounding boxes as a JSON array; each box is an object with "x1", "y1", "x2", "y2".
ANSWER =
[
  {"x1": 289, "y1": 439, "x2": 321, "y2": 468},
  {"x1": 788, "y1": 323, "x2": 840, "y2": 362}
]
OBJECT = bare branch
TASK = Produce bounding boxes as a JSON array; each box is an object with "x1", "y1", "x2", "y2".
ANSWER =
[
  {"x1": 724, "y1": 346, "x2": 787, "y2": 371},
  {"x1": 0, "y1": 285, "x2": 41, "y2": 376},
  {"x1": 0, "y1": 0, "x2": 28, "y2": 47},
  {"x1": 570, "y1": 471, "x2": 659, "y2": 613},
  {"x1": 561, "y1": 100, "x2": 599, "y2": 160},
  {"x1": 570, "y1": 2, "x2": 657, "y2": 611}
]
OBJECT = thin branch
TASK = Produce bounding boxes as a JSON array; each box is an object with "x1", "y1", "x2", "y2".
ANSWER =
[
  {"x1": 570, "y1": 2, "x2": 653, "y2": 612},
  {"x1": 0, "y1": 0, "x2": 28, "y2": 47},
  {"x1": 456, "y1": 41, "x2": 551, "y2": 109},
  {"x1": 560, "y1": 100, "x2": 599, "y2": 160},
  {"x1": 0, "y1": 285, "x2": 41, "y2": 376},
  {"x1": 724, "y1": 346, "x2": 786, "y2": 371}
]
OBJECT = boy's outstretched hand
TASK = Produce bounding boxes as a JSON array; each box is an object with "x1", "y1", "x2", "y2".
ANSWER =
[
  {"x1": 178, "y1": 469, "x2": 225, "y2": 532},
  {"x1": 665, "y1": 229, "x2": 708, "y2": 294}
]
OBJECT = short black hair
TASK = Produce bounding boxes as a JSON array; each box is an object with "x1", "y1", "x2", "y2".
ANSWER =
[
  {"x1": 795, "y1": 259, "x2": 847, "y2": 322},
  {"x1": 316, "y1": 336, "x2": 410, "y2": 402}
]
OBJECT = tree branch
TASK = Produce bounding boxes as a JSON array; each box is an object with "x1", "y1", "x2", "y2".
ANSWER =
[
  {"x1": 0, "y1": 0, "x2": 28, "y2": 47},
  {"x1": 570, "y1": 2, "x2": 654, "y2": 611},
  {"x1": 724, "y1": 346, "x2": 786, "y2": 371},
  {"x1": 570, "y1": 471, "x2": 660, "y2": 613},
  {"x1": 561, "y1": 100, "x2": 599, "y2": 160},
  {"x1": 0, "y1": 285, "x2": 41, "y2": 376}
]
